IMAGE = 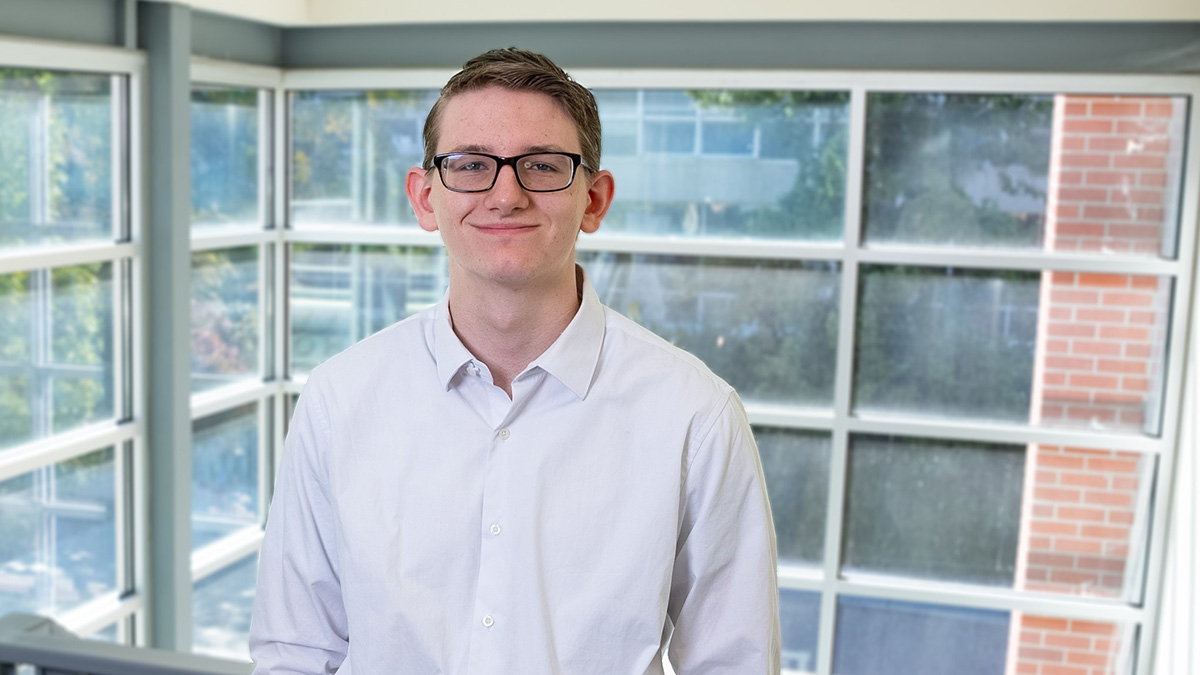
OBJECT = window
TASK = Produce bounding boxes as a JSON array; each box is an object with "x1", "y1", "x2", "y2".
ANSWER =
[
  {"x1": 277, "y1": 75, "x2": 1195, "y2": 675},
  {"x1": 188, "y1": 75, "x2": 278, "y2": 660},
  {"x1": 0, "y1": 51, "x2": 141, "y2": 645}
]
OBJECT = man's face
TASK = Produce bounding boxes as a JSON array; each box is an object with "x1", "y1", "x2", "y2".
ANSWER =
[{"x1": 406, "y1": 86, "x2": 614, "y2": 292}]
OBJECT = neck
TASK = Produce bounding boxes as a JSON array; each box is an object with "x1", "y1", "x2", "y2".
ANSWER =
[{"x1": 448, "y1": 267, "x2": 582, "y2": 397}]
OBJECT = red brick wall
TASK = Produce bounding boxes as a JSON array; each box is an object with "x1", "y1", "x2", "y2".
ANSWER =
[{"x1": 1010, "y1": 93, "x2": 1183, "y2": 675}]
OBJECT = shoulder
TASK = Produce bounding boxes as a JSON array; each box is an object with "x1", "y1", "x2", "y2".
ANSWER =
[{"x1": 597, "y1": 305, "x2": 737, "y2": 417}]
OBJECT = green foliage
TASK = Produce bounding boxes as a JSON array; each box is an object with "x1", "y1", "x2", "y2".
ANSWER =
[{"x1": 191, "y1": 248, "x2": 259, "y2": 390}]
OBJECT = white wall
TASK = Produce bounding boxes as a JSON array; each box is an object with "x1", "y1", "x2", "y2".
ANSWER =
[{"x1": 181, "y1": 0, "x2": 1200, "y2": 27}]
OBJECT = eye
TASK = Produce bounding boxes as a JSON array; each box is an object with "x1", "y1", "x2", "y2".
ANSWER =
[{"x1": 522, "y1": 160, "x2": 563, "y2": 173}]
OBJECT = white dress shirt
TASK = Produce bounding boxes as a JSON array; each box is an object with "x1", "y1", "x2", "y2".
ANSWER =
[{"x1": 250, "y1": 273, "x2": 781, "y2": 675}]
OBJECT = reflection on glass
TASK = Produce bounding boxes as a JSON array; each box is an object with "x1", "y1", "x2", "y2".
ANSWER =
[
  {"x1": 843, "y1": 436, "x2": 1024, "y2": 585},
  {"x1": 290, "y1": 89, "x2": 438, "y2": 226},
  {"x1": 191, "y1": 247, "x2": 259, "y2": 393},
  {"x1": 756, "y1": 429, "x2": 829, "y2": 565},
  {"x1": 0, "y1": 448, "x2": 116, "y2": 616},
  {"x1": 863, "y1": 93, "x2": 1053, "y2": 249},
  {"x1": 191, "y1": 87, "x2": 261, "y2": 227},
  {"x1": 596, "y1": 90, "x2": 849, "y2": 240},
  {"x1": 854, "y1": 265, "x2": 1039, "y2": 423},
  {"x1": 193, "y1": 553, "x2": 257, "y2": 660},
  {"x1": 192, "y1": 404, "x2": 258, "y2": 551},
  {"x1": 780, "y1": 589, "x2": 821, "y2": 674},
  {"x1": 833, "y1": 597, "x2": 1010, "y2": 675},
  {"x1": 0, "y1": 263, "x2": 114, "y2": 451},
  {"x1": 1022, "y1": 445, "x2": 1152, "y2": 601},
  {"x1": 290, "y1": 244, "x2": 446, "y2": 373},
  {"x1": 582, "y1": 253, "x2": 839, "y2": 406},
  {"x1": 0, "y1": 69, "x2": 113, "y2": 247}
]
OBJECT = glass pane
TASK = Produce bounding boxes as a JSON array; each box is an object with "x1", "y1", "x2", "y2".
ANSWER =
[
  {"x1": 191, "y1": 87, "x2": 261, "y2": 228},
  {"x1": 193, "y1": 553, "x2": 257, "y2": 660},
  {"x1": 843, "y1": 436, "x2": 1025, "y2": 585},
  {"x1": 597, "y1": 90, "x2": 848, "y2": 240},
  {"x1": 757, "y1": 429, "x2": 829, "y2": 566},
  {"x1": 855, "y1": 266, "x2": 1173, "y2": 434},
  {"x1": 290, "y1": 89, "x2": 438, "y2": 226},
  {"x1": 0, "y1": 448, "x2": 116, "y2": 616},
  {"x1": 863, "y1": 93, "x2": 1053, "y2": 249},
  {"x1": 780, "y1": 589, "x2": 821, "y2": 674},
  {"x1": 191, "y1": 247, "x2": 259, "y2": 393},
  {"x1": 854, "y1": 265, "x2": 1039, "y2": 423},
  {"x1": 1021, "y1": 445, "x2": 1152, "y2": 600},
  {"x1": 0, "y1": 69, "x2": 113, "y2": 247},
  {"x1": 192, "y1": 403, "x2": 259, "y2": 550},
  {"x1": 290, "y1": 244, "x2": 446, "y2": 374},
  {"x1": 0, "y1": 263, "x2": 114, "y2": 451},
  {"x1": 863, "y1": 93, "x2": 1188, "y2": 258},
  {"x1": 834, "y1": 597, "x2": 1010, "y2": 675},
  {"x1": 582, "y1": 254, "x2": 839, "y2": 407}
]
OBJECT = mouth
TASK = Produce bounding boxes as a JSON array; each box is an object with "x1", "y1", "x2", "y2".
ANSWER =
[{"x1": 472, "y1": 223, "x2": 538, "y2": 233}]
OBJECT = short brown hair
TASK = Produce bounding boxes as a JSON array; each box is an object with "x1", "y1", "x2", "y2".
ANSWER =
[{"x1": 422, "y1": 48, "x2": 602, "y2": 172}]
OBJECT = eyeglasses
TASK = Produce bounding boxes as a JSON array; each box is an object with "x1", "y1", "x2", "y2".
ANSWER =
[{"x1": 431, "y1": 152, "x2": 592, "y2": 193}]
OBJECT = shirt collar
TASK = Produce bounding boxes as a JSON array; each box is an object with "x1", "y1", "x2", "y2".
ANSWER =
[{"x1": 431, "y1": 267, "x2": 606, "y2": 399}]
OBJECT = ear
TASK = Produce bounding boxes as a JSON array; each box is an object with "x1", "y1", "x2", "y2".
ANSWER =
[
  {"x1": 578, "y1": 169, "x2": 614, "y2": 235},
  {"x1": 406, "y1": 165, "x2": 440, "y2": 232}
]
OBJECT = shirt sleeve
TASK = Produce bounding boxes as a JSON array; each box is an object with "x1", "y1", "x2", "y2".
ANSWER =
[
  {"x1": 250, "y1": 376, "x2": 349, "y2": 674},
  {"x1": 666, "y1": 391, "x2": 782, "y2": 675}
]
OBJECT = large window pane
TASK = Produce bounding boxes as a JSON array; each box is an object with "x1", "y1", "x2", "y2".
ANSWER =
[
  {"x1": 582, "y1": 254, "x2": 839, "y2": 407},
  {"x1": 834, "y1": 598, "x2": 1134, "y2": 675},
  {"x1": 191, "y1": 247, "x2": 259, "y2": 393},
  {"x1": 780, "y1": 589, "x2": 821, "y2": 674},
  {"x1": 854, "y1": 265, "x2": 1039, "y2": 423},
  {"x1": 596, "y1": 90, "x2": 848, "y2": 240},
  {"x1": 757, "y1": 429, "x2": 829, "y2": 566},
  {"x1": 290, "y1": 244, "x2": 446, "y2": 373},
  {"x1": 855, "y1": 266, "x2": 1172, "y2": 434},
  {"x1": 833, "y1": 597, "x2": 1010, "y2": 675},
  {"x1": 192, "y1": 404, "x2": 259, "y2": 550},
  {"x1": 290, "y1": 90, "x2": 438, "y2": 226},
  {"x1": 193, "y1": 553, "x2": 257, "y2": 660},
  {"x1": 0, "y1": 263, "x2": 114, "y2": 451},
  {"x1": 0, "y1": 69, "x2": 113, "y2": 247},
  {"x1": 843, "y1": 436, "x2": 1025, "y2": 586},
  {"x1": 863, "y1": 93, "x2": 1188, "y2": 258},
  {"x1": 863, "y1": 93, "x2": 1053, "y2": 249},
  {"x1": 191, "y1": 87, "x2": 261, "y2": 228},
  {"x1": 0, "y1": 447, "x2": 116, "y2": 616}
]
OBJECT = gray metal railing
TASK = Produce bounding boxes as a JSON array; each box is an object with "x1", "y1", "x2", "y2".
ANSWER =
[{"x1": 0, "y1": 614, "x2": 252, "y2": 675}]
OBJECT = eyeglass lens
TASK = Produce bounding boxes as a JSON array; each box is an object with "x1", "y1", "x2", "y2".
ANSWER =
[{"x1": 440, "y1": 153, "x2": 576, "y2": 192}]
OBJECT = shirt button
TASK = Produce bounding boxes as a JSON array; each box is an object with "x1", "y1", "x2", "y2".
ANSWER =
[
  {"x1": 482, "y1": 615, "x2": 494, "y2": 627},
  {"x1": 490, "y1": 523, "x2": 502, "y2": 535},
  {"x1": 498, "y1": 428, "x2": 510, "y2": 440}
]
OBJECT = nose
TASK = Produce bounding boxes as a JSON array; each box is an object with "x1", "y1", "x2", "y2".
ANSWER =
[{"x1": 483, "y1": 164, "x2": 529, "y2": 213}]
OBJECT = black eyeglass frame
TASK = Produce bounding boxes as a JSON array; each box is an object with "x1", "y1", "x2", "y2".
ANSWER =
[{"x1": 430, "y1": 151, "x2": 594, "y2": 193}]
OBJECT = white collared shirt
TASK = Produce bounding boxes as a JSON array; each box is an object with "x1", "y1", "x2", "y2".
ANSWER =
[{"x1": 250, "y1": 274, "x2": 781, "y2": 675}]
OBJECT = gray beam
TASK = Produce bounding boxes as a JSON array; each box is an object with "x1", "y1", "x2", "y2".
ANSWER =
[
  {"x1": 281, "y1": 21, "x2": 1200, "y2": 73},
  {"x1": 138, "y1": 0, "x2": 193, "y2": 653},
  {"x1": 192, "y1": 9, "x2": 283, "y2": 66},
  {"x1": 0, "y1": 0, "x2": 120, "y2": 46}
]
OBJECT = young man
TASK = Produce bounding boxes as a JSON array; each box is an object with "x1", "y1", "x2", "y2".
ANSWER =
[{"x1": 250, "y1": 48, "x2": 780, "y2": 674}]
